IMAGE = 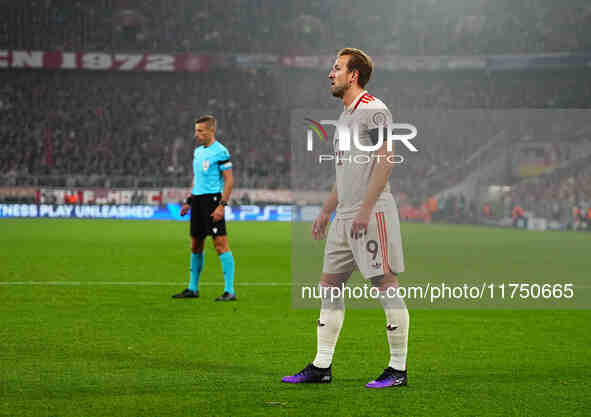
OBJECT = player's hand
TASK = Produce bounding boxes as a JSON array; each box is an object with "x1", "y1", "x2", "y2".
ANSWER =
[
  {"x1": 312, "y1": 211, "x2": 330, "y2": 240},
  {"x1": 350, "y1": 209, "x2": 370, "y2": 240},
  {"x1": 210, "y1": 205, "x2": 225, "y2": 222},
  {"x1": 180, "y1": 203, "x2": 190, "y2": 216}
]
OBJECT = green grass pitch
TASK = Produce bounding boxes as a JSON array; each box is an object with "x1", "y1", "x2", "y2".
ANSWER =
[{"x1": 1, "y1": 219, "x2": 590, "y2": 417}]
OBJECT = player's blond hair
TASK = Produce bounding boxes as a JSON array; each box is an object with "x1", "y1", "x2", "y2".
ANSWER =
[
  {"x1": 195, "y1": 115, "x2": 217, "y2": 131},
  {"x1": 337, "y1": 48, "x2": 373, "y2": 88}
]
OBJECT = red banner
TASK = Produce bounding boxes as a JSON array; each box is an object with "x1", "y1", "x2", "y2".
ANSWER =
[
  {"x1": 39, "y1": 188, "x2": 163, "y2": 205},
  {"x1": 2, "y1": 50, "x2": 590, "y2": 73},
  {"x1": 0, "y1": 50, "x2": 211, "y2": 72}
]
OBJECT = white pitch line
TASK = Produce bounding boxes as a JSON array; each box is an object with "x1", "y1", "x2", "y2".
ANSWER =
[{"x1": 0, "y1": 281, "x2": 291, "y2": 287}]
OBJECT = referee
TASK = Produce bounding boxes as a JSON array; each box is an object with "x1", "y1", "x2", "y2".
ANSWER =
[{"x1": 173, "y1": 115, "x2": 236, "y2": 301}]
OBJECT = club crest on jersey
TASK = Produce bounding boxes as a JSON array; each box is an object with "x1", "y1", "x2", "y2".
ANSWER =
[
  {"x1": 202, "y1": 160, "x2": 210, "y2": 171},
  {"x1": 372, "y1": 112, "x2": 387, "y2": 127}
]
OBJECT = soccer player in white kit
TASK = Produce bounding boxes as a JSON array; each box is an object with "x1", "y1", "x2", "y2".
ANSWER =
[{"x1": 282, "y1": 48, "x2": 409, "y2": 388}]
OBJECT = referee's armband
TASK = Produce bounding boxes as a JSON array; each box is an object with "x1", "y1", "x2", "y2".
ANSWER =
[{"x1": 218, "y1": 159, "x2": 233, "y2": 171}]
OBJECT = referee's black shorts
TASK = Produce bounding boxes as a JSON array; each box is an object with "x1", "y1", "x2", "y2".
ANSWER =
[{"x1": 190, "y1": 193, "x2": 227, "y2": 239}]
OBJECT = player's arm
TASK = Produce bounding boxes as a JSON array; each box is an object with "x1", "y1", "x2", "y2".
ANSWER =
[
  {"x1": 313, "y1": 183, "x2": 338, "y2": 240},
  {"x1": 180, "y1": 177, "x2": 194, "y2": 216},
  {"x1": 363, "y1": 139, "x2": 394, "y2": 208},
  {"x1": 322, "y1": 183, "x2": 338, "y2": 216},
  {"x1": 351, "y1": 124, "x2": 395, "y2": 239}
]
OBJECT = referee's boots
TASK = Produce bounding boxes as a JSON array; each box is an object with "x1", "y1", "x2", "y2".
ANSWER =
[
  {"x1": 172, "y1": 288, "x2": 200, "y2": 299},
  {"x1": 214, "y1": 291, "x2": 237, "y2": 301}
]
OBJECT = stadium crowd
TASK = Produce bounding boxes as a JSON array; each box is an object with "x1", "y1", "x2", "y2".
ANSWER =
[
  {"x1": 501, "y1": 156, "x2": 591, "y2": 226},
  {"x1": 2, "y1": 69, "x2": 591, "y2": 197},
  {"x1": 0, "y1": 69, "x2": 289, "y2": 189},
  {"x1": 2, "y1": 0, "x2": 591, "y2": 55}
]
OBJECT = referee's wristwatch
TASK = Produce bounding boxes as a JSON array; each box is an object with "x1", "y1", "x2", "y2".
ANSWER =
[{"x1": 220, "y1": 200, "x2": 228, "y2": 207}]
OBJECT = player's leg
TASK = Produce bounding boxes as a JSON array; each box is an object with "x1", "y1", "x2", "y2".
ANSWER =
[
  {"x1": 365, "y1": 271, "x2": 409, "y2": 388},
  {"x1": 281, "y1": 272, "x2": 350, "y2": 384},
  {"x1": 212, "y1": 235, "x2": 236, "y2": 301},
  {"x1": 348, "y1": 206, "x2": 408, "y2": 388},
  {"x1": 313, "y1": 219, "x2": 354, "y2": 371},
  {"x1": 313, "y1": 272, "x2": 350, "y2": 368},
  {"x1": 282, "y1": 218, "x2": 354, "y2": 384}
]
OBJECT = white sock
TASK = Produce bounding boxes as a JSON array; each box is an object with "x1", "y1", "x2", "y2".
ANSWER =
[
  {"x1": 312, "y1": 286, "x2": 345, "y2": 369},
  {"x1": 379, "y1": 293, "x2": 409, "y2": 371}
]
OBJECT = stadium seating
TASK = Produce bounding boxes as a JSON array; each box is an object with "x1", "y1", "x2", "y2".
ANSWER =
[{"x1": 2, "y1": 0, "x2": 591, "y2": 55}]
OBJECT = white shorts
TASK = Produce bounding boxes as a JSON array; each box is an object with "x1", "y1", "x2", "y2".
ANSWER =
[{"x1": 322, "y1": 201, "x2": 405, "y2": 279}]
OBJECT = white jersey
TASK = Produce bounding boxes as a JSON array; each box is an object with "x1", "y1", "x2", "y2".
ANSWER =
[{"x1": 333, "y1": 90, "x2": 394, "y2": 220}]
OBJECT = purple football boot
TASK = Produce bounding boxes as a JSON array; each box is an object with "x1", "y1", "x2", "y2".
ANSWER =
[
  {"x1": 366, "y1": 367, "x2": 407, "y2": 388},
  {"x1": 281, "y1": 364, "x2": 332, "y2": 384}
]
